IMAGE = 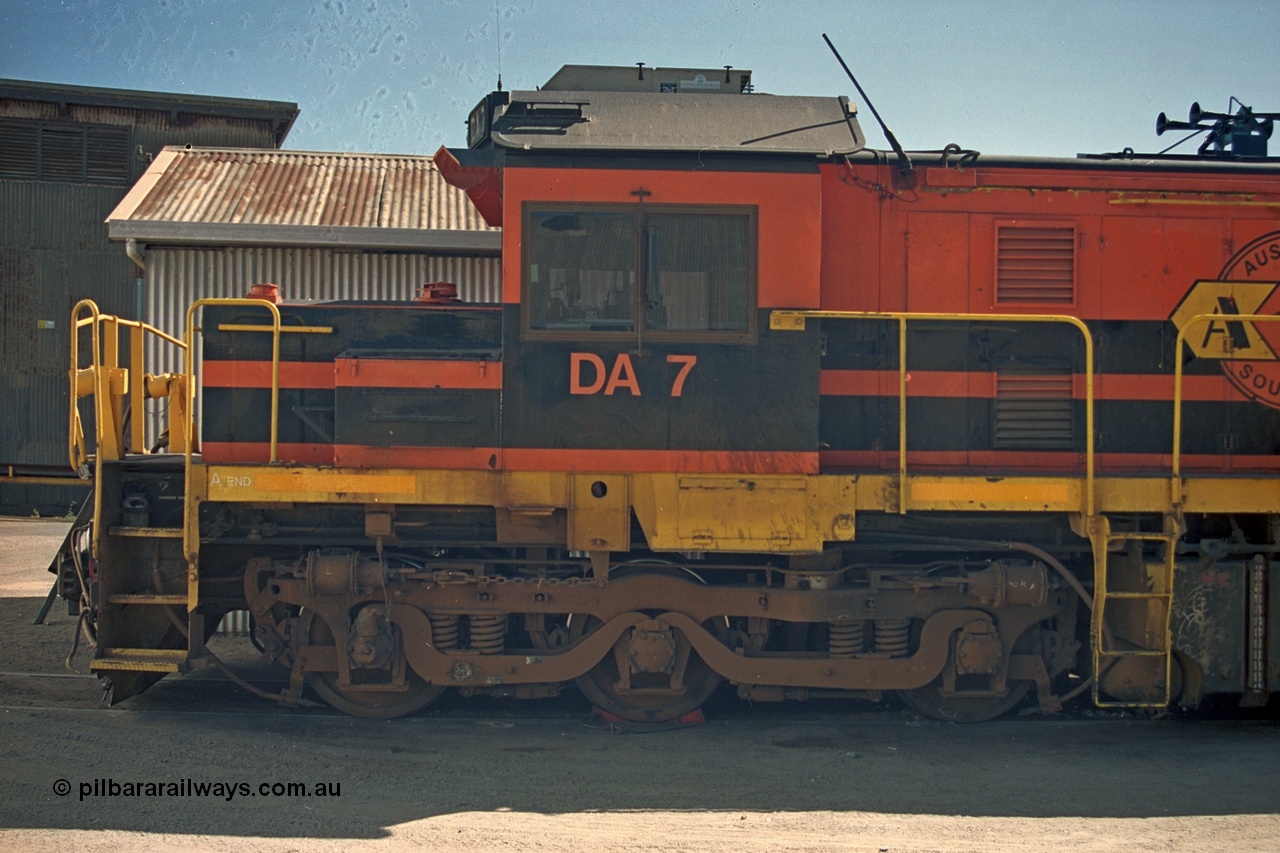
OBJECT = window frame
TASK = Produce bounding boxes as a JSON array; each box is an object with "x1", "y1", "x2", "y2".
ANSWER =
[{"x1": 520, "y1": 201, "x2": 758, "y2": 344}]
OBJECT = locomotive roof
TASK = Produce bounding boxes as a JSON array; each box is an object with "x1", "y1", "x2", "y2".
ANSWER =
[
  {"x1": 847, "y1": 149, "x2": 1280, "y2": 175},
  {"x1": 480, "y1": 89, "x2": 866, "y2": 157}
]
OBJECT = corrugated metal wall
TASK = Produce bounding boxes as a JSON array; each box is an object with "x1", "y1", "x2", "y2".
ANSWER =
[
  {"x1": 140, "y1": 246, "x2": 502, "y2": 441},
  {"x1": 131, "y1": 117, "x2": 288, "y2": 159},
  {"x1": 0, "y1": 101, "x2": 286, "y2": 514},
  {"x1": 148, "y1": 247, "x2": 500, "y2": 308},
  {"x1": 0, "y1": 181, "x2": 136, "y2": 514}
]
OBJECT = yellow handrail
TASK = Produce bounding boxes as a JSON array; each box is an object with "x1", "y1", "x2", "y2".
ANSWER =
[
  {"x1": 183, "y1": 299, "x2": 285, "y2": 466},
  {"x1": 68, "y1": 300, "x2": 100, "y2": 474},
  {"x1": 182, "y1": 298, "x2": 284, "y2": 574},
  {"x1": 1172, "y1": 312, "x2": 1280, "y2": 484},
  {"x1": 770, "y1": 310, "x2": 1097, "y2": 516},
  {"x1": 68, "y1": 299, "x2": 188, "y2": 472}
]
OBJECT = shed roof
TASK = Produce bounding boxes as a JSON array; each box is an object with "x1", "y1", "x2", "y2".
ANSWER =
[
  {"x1": 0, "y1": 78, "x2": 298, "y2": 145},
  {"x1": 108, "y1": 147, "x2": 500, "y2": 254}
]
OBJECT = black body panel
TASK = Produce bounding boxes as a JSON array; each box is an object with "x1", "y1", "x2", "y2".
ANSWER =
[{"x1": 500, "y1": 307, "x2": 819, "y2": 458}]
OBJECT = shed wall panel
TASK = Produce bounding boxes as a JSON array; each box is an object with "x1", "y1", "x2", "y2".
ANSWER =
[
  {"x1": 1, "y1": 86, "x2": 291, "y2": 514},
  {"x1": 0, "y1": 375, "x2": 70, "y2": 467},
  {"x1": 1, "y1": 177, "x2": 137, "y2": 499}
]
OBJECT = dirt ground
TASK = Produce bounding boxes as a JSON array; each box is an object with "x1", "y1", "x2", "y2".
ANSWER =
[{"x1": 1, "y1": 517, "x2": 1278, "y2": 852}]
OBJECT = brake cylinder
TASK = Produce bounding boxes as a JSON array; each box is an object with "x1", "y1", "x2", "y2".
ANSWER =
[
  {"x1": 965, "y1": 560, "x2": 1049, "y2": 608},
  {"x1": 305, "y1": 551, "x2": 386, "y2": 596}
]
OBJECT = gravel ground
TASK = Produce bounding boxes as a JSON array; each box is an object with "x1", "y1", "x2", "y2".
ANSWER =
[
  {"x1": 0, "y1": 518, "x2": 70, "y2": 597},
  {"x1": 1, "y1": 517, "x2": 1279, "y2": 852}
]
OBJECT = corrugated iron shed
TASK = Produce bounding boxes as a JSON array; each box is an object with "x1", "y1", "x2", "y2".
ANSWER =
[
  {"x1": 0, "y1": 78, "x2": 297, "y2": 147},
  {"x1": 105, "y1": 147, "x2": 502, "y2": 447},
  {"x1": 109, "y1": 147, "x2": 500, "y2": 253},
  {"x1": 0, "y1": 79, "x2": 298, "y2": 515}
]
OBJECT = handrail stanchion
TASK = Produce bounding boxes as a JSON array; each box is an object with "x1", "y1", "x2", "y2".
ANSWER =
[
  {"x1": 897, "y1": 316, "x2": 908, "y2": 513},
  {"x1": 181, "y1": 298, "x2": 283, "y2": 607},
  {"x1": 1172, "y1": 311, "x2": 1280, "y2": 490},
  {"x1": 68, "y1": 300, "x2": 101, "y2": 474},
  {"x1": 770, "y1": 310, "x2": 1096, "y2": 517},
  {"x1": 183, "y1": 297, "x2": 284, "y2": 468}
]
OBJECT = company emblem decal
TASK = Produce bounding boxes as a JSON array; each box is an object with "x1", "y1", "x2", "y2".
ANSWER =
[{"x1": 1170, "y1": 231, "x2": 1280, "y2": 407}]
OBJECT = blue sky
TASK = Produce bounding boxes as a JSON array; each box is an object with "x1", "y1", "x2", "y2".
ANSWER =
[{"x1": 4, "y1": 1, "x2": 1280, "y2": 158}]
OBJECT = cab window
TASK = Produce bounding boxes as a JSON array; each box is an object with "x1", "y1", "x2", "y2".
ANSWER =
[{"x1": 524, "y1": 203, "x2": 756, "y2": 341}]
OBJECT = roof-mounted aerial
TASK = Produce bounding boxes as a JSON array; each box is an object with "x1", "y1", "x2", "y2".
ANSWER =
[{"x1": 822, "y1": 34, "x2": 913, "y2": 180}]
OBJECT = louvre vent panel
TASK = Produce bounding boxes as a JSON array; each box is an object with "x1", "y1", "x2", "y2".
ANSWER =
[
  {"x1": 41, "y1": 125, "x2": 84, "y2": 180},
  {"x1": 86, "y1": 126, "x2": 132, "y2": 183},
  {"x1": 0, "y1": 119, "x2": 129, "y2": 184},
  {"x1": 0, "y1": 119, "x2": 39, "y2": 178},
  {"x1": 996, "y1": 226, "x2": 1075, "y2": 304},
  {"x1": 993, "y1": 371, "x2": 1075, "y2": 448}
]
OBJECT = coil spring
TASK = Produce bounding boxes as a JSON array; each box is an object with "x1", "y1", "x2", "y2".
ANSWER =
[
  {"x1": 874, "y1": 618, "x2": 911, "y2": 658},
  {"x1": 468, "y1": 614, "x2": 507, "y2": 655},
  {"x1": 431, "y1": 614, "x2": 459, "y2": 651},
  {"x1": 828, "y1": 619, "x2": 865, "y2": 658}
]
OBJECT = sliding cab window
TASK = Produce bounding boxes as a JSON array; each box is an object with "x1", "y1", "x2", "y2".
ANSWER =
[{"x1": 523, "y1": 204, "x2": 756, "y2": 342}]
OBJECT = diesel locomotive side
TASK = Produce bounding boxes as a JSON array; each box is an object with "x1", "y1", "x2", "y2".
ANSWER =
[{"x1": 57, "y1": 67, "x2": 1280, "y2": 721}]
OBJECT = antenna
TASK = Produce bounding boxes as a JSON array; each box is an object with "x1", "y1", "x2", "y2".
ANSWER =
[
  {"x1": 495, "y1": 1, "x2": 502, "y2": 91},
  {"x1": 822, "y1": 33, "x2": 913, "y2": 178}
]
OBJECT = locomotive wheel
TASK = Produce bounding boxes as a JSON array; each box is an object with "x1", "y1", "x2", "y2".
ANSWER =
[
  {"x1": 899, "y1": 621, "x2": 1045, "y2": 722},
  {"x1": 575, "y1": 619, "x2": 723, "y2": 723},
  {"x1": 898, "y1": 679, "x2": 1031, "y2": 723},
  {"x1": 574, "y1": 563, "x2": 726, "y2": 723},
  {"x1": 301, "y1": 610, "x2": 445, "y2": 719}
]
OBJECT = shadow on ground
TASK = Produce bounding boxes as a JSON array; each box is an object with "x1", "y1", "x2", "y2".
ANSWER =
[{"x1": 2, "y1": 597, "x2": 1279, "y2": 839}]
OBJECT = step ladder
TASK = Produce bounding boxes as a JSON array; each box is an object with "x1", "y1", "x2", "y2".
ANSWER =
[
  {"x1": 91, "y1": 647, "x2": 188, "y2": 674},
  {"x1": 90, "y1": 524, "x2": 198, "y2": 678},
  {"x1": 1090, "y1": 514, "x2": 1180, "y2": 708}
]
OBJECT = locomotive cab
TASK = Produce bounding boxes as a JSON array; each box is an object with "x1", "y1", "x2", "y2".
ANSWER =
[
  {"x1": 440, "y1": 80, "x2": 869, "y2": 485},
  {"x1": 494, "y1": 168, "x2": 826, "y2": 483}
]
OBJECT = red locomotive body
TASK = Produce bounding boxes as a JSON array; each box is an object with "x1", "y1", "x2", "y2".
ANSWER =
[{"x1": 60, "y1": 67, "x2": 1280, "y2": 721}]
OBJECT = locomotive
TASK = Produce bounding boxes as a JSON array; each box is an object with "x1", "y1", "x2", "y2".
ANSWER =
[{"x1": 58, "y1": 64, "x2": 1280, "y2": 722}]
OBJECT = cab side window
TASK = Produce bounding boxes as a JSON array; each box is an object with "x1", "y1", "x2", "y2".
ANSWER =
[{"x1": 524, "y1": 203, "x2": 755, "y2": 341}]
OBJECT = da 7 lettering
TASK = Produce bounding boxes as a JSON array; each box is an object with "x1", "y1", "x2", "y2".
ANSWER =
[{"x1": 569, "y1": 353, "x2": 697, "y2": 397}]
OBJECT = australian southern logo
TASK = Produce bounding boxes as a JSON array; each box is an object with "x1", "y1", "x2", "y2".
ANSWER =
[{"x1": 1169, "y1": 231, "x2": 1280, "y2": 408}]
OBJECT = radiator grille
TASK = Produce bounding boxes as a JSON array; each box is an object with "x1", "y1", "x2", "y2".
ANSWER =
[
  {"x1": 996, "y1": 226, "x2": 1075, "y2": 304},
  {"x1": 993, "y1": 370, "x2": 1074, "y2": 449}
]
